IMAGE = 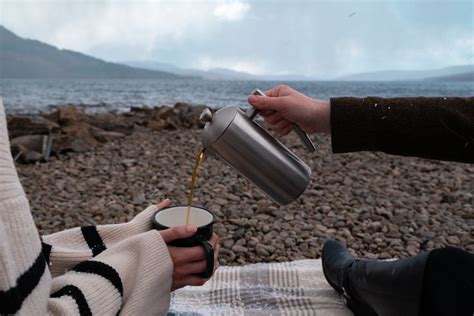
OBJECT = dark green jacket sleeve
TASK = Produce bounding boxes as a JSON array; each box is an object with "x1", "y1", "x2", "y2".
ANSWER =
[{"x1": 329, "y1": 96, "x2": 474, "y2": 163}]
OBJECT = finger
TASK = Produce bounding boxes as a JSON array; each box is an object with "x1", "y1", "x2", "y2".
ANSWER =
[
  {"x1": 156, "y1": 199, "x2": 171, "y2": 209},
  {"x1": 271, "y1": 119, "x2": 292, "y2": 132},
  {"x1": 159, "y1": 225, "x2": 198, "y2": 243},
  {"x1": 277, "y1": 120, "x2": 292, "y2": 130},
  {"x1": 174, "y1": 260, "x2": 207, "y2": 277},
  {"x1": 281, "y1": 125, "x2": 293, "y2": 136},
  {"x1": 169, "y1": 245, "x2": 206, "y2": 264},
  {"x1": 260, "y1": 110, "x2": 275, "y2": 117},
  {"x1": 214, "y1": 244, "x2": 220, "y2": 268},
  {"x1": 208, "y1": 233, "x2": 219, "y2": 249},
  {"x1": 265, "y1": 113, "x2": 284, "y2": 125},
  {"x1": 264, "y1": 84, "x2": 289, "y2": 97},
  {"x1": 247, "y1": 95, "x2": 286, "y2": 112}
]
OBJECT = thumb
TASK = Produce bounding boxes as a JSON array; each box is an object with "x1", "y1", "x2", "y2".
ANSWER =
[
  {"x1": 156, "y1": 198, "x2": 171, "y2": 209},
  {"x1": 159, "y1": 225, "x2": 198, "y2": 244},
  {"x1": 130, "y1": 198, "x2": 172, "y2": 225},
  {"x1": 248, "y1": 95, "x2": 285, "y2": 111}
]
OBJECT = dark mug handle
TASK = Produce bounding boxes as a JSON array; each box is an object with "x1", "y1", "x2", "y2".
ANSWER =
[{"x1": 197, "y1": 240, "x2": 214, "y2": 278}]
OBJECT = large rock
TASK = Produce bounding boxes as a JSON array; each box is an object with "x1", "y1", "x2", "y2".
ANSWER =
[
  {"x1": 8, "y1": 104, "x2": 210, "y2": 161},
  {"x1": 88, "y1": 112, "x2": 135, "y2": 135},
  {"x1": 130, "y1": 106, "x2": 153, "y2": 115},
  {"x1": 146, "y1": 103, "x2": 207, "y2": 130},
  {"x1": 52, "y1": 134, "x2": 91, "y2": 153},
  {"x1": 7, "y1": 115, "x2": 59, "y2": 138},
  {"x1": 44, "y1": 105, "x2": 88, "y2": 127},
  {"x1": 90, "y1": 127, "x2": 125, "y2": 143},
  {"x1": 54, "y1": 122, "x2": 98, "y2": 153},
  {"x1": 148, "y1": 106, "x2": 180, "y2": 130},
  {"x1": 10, "y1": 134, "x2": 52, "y2": 163},
  {"x1": 174, "y1": 102, "x2": 207, "y2": 128},
  {"x1": 41, "y1": 106, "x2": 99, "y2": 153}
]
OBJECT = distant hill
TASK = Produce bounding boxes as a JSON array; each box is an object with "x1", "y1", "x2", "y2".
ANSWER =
[
  {"x1": 338, "y1": 65, "x2": 474, "y2": 82},
  {"x1": 123, "y1": 60, "x2": 474, "y2": 82},
  {"x1": 122, "y1": 60, "x2": 317, "y2": 81},
  {"x1": 425, "y1": 71, "x2": 474, "y2": 82},
  {"x1": 0, "y1": 26, "x2": 185, "y2": 79}
]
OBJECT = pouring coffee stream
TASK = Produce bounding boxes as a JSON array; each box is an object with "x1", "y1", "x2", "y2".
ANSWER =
[{"x1": 186, "y1": 149, "x2": 205, "y2": 225}]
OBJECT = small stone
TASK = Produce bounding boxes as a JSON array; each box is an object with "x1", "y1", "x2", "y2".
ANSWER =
[
  {"x1": 365, "y1": 253, "x2": 378, "y2": 259},
  {"x1": 447, "y1": 236, "x2": 460, "y2": 245},
  {"x1": 232, "y1": 229, "x2": 246, "y2": 241},
  {"x1": 121, "y1": 159, "x2": 135, "y2": 167},
  {"x1": 222, "y1": 240, "x2": 234, "y2": 248},
  {"x1": 214, "y1": 197, "x2": 227, "y2": 206},
  {"x1": 219, "y1": 258, "x2": 227, "y2": 265},
  {"x1": 231, "y1": 245, "x2": 248, "y2": 253},
  {"x1": 299, "y1": 243, "x2": 309, "y2": 252},
  {"x1": 247, "y1": 240, "x2": 257, "y2": 248},
  {"x1": 262, "y1": 224, "x2": 271, "y2": 233},
  {"x1": 276, "y1": 256, "x2": 288, "y2": 262},
  {"x1": 256, "y1": 244, "x2": 269, "y2": 256},
  {"x1": 227, "y1": 193, "x2": 240, "y2": 201},
  {"x1": 235, "y1": 238, "x2": 246, "y2": 247},
  {"x1": 343, "y1": 177, "x2": 353, "y2": 186},
  {"x1": 263, "y1": 232, "x2": 276, "y2": 243},
  {"x1": 315, "y1": 224, "x2": 327, "y2": 232},
  {"x1": 371, "y1": 221, "x2": 383, "y2": 232},
  {"x1": 284, "y1": 237, "x2": 296, "y2": 248},
  {"x1": 406, "y1": 245, "x2": 419, "y2": 256},
  {"x1": 224, "y1": 250, "x2": 236, "y2": 261}
]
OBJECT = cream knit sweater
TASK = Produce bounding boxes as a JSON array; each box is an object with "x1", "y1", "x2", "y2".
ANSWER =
[{"x1": 0, "y1": 99, "x2": 174, "y2": 315}]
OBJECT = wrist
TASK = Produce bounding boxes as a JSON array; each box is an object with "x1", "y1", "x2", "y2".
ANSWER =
[
  {"x1": 321, "y1": 100, "x2": 331, "y2": 134},
  {"x1": 311, "y1": 99, "x2": 331, "y2": 134}
]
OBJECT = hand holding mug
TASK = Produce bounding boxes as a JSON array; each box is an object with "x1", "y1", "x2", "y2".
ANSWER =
[
  {"x1": 154, "y1": 200, "x2": 219, "y2": 291},
  {"x1": 160, "y1": 227, "x2": 219, "y2": 291}
]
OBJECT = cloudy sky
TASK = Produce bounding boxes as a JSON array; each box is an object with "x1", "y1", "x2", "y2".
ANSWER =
[{"x1": 1, "y1": 0, "x2": 472, "y2": 78}]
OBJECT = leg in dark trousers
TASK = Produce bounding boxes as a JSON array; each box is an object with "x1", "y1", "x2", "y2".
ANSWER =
[
  {"x1": 419, "y1": 247, "x2": 474, "y2": 316},
  {"x1": 322, "y1": 241, "x2": 474, "y2": 316}
]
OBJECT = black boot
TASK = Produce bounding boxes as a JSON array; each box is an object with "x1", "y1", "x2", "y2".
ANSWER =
[{"x1": 322, "y1": 240, "x2": 428, "y2": 316}]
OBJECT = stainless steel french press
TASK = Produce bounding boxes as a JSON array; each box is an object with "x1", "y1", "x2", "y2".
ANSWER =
[{"x1": 200, "y1": 89, "x2": 316, "y2": 205}]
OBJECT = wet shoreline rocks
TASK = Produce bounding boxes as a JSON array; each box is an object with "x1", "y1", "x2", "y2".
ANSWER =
[
  {"x1": 8, "y1": 103, "x2": 206, "y2": 163},
  {"x1": 11, "y1": 104, "x2": 474, "y2": 265}
]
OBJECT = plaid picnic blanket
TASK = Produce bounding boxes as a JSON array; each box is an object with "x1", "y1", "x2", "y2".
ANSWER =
[{"x1": 169, "y1": 259, "x2": 353, "y2": 316}]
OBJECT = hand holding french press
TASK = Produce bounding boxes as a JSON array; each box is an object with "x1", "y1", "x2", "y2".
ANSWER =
[
  {"x1": 247, "y1": 85, "x2": 331, "y2": 135},
  {"x1": 249, "y1": 88, "x2": 317, "y2": 152}
]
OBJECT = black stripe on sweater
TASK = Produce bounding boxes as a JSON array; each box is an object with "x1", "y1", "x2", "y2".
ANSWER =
[
  {"x1": 81, "y1": 226, "x2": 106, "y2": 256},
  {"x1": 73, "y1": 261, "x2": 123, "y2": 297},
  {"x1": 41, "y1": 242, "x2": 52, "y2": 264},
  {"x1": 0, "y1": 251, "x2": 46, "y2": 314},
  {"x1": 51, "y1": 285, "x2": 92, "y2": 316}
]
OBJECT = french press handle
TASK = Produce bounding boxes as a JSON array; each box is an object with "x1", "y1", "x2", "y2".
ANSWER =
[{"x1": 247, "y1": 89, "x2": 317, "y2": 152}]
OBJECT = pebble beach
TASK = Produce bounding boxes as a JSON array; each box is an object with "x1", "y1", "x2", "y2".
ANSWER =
[{"x1": 13, "y1": 104, "x2": 474, "y2": 266}]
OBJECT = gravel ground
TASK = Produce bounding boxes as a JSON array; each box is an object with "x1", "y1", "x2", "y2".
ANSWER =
[{"x1": 16, "y1": 126, "x2": 474, "y2": 265}]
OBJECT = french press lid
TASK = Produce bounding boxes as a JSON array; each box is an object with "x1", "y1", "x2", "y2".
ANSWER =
[{"x1": 200, "y1": 107, "x2": 239, "y2": 148}]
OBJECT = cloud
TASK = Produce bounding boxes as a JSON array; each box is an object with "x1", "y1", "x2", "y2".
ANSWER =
[
  {"x1": 1, "y1": 0, "x2": 471, "y2": 77},
  {"x1": 213, "y1": 0, "x2": 250, "y2": 22},
  {"x1": 197, "y1": 56, "x2": 265, "y2": 74},
  {"x1": 1, "y1": 1, "x2": 218, "y2": 57}
]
